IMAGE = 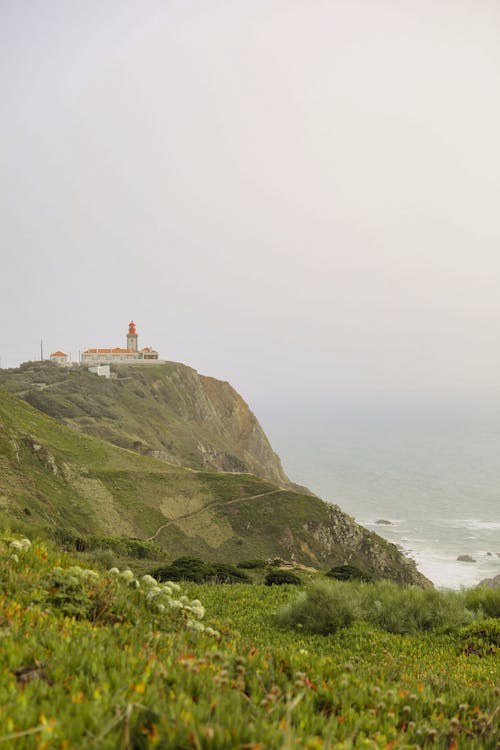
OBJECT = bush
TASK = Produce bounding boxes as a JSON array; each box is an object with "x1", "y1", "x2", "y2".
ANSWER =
[
  {"x1": 237, "y1": 559, "x2": 266, "y2": 569},
  {"x1": 50, "y1": 531, "x2": 165, "y2": 560},
  {"x1": 88, "y1": 548, "x2": 117, "y2": 570},
  {"x1": 361, "y1": 583, "x2": 474, "y2": 634},
  {"x1": 153, "y1": 558, "x2": 251, "y2": 584},
  {"x1": 213, "y1": 563, "x2": 250, "y2": 584},
  {"x1": 278, "y1": 580, "x2": 360, "y2": 633},
  {"x1": 153, "y1": 557, "x2": 215, "y2": 583},
  {"x1": 458, "y1": 619, "x2": 500, "y2": 657},
  {"x1": 279, "y1": 580, "x2": 476, "y2": 635},
  {"x1": 40, "y1": 568, "x2": 97, "y2": 619},
  {"x1": 326, "y1": 564, "x2": 374, "y2": 582},
  {"x1": 265, "y1": 570, "x2": 302, "y2": 586},
  {"x1": 463, "y1": 586, "x2": 500, "y2": 618}
]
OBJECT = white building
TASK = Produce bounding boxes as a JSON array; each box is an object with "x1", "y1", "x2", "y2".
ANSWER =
[
  {"x1": 88, "y1": 364, "x2": 111, "y2": 379},
  {"x1": 81, "y1": 321, "x2": 159, "y2": 365},
  {"x1": 50, "y1": 351, "x2": 70, "y2": 364}
]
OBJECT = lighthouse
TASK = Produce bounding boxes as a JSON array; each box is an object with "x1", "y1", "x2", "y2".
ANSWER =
[
  {"x1": 127, "y1": 321, "x2": 138, "y2": 352},
  {"x1": 81, "y1": 321, "x2": 159, "y2": 364}
]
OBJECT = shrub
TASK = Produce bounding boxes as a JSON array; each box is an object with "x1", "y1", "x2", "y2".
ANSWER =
[
  {"x1": 279, "y1": 580, "x2": 476, "y2": 635},
  {"x1": 237, "y1": 559, "x2": 266, "y2": 569},
  {"x1": 278, "y1": 581, "x2": 360, "y2": 633},
  {"x1": 153, "y1": 557, "x2": 215, "y2": 583},
  {"x1": 213, "y1": 563, "x2": 250, "y2": 584},
  {"x1": 40, "y1": 568, "x2": 96, "y2": 619},
  {"x1": 326, "y1": 564, "x2": 374, "y2": 582},
  {"x1": 88, "y1": 547, "x2": 117, "y2": 570},
  {"x1": 361, "y1": 583, "x2": 474, "y2": 634},
  {"x1": 458, "y1": 619, "x2": 500, "y2": 657},
  {"x1": 463, "y1": 586, "x2": 500, "y2": 618},
  {"x1": 265, "y1": 570, "x2": 302, "y2": 586},
  {"x1": 50, "y1": 531, "x2": 165, "y2": 561},
  {"x1": 153, "y1": 559, "x2": 251, "y2": 584}
]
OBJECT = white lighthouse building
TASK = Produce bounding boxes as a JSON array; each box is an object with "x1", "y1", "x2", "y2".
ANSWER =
[{"x1": 81, "y1": 321, "x2": 159, "y2": 365}]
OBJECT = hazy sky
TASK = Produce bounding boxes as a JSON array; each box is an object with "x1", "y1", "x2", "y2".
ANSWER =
[{"x1": 2, "y1": 0, "x2": 500, "y2": 411}]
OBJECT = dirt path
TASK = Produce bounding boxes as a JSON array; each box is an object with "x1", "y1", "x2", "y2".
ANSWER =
[{"x1": 146, "y1": 488, "x2": 283, "y2": 541}]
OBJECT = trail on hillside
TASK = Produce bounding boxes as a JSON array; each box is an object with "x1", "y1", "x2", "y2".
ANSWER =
[{"x1": 146, "y1": 488, "x2": 284, "y2": 541}]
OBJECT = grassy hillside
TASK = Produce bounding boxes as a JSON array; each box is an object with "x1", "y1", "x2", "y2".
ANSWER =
[
  {"x1": 0, "y1": 534, "x2": 498, "y2": 748},
  {"x1": 0, "y1": 387, "x2": 427, "y2": 584},
  {"x1": 0, "y1": 361, "x2": 297, "y2": 489}
]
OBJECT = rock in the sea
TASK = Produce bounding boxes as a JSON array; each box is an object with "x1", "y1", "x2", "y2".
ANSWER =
[
  {"x1": 457, "y1": 554, "x2": 476, "y2": 563},
  {"x1": 375, "y1": 519, "x2": 393, "y2": 525},
  {"x1": 478, "y1": 574, "x2": 500, "y2": 588}
]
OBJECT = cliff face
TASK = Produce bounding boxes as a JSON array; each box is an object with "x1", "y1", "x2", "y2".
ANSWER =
[
  {"x1": 0, "y1": 387, "x2": 430, "y2": 587},
  {"x1": 0, "y1": 361, "x2": 295, "y2": 490}
]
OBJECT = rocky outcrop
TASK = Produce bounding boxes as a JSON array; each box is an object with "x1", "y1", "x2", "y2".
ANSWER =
[
  {"x1": 304, "y1": 504, "x2": 430, "y2": 587},
  {"x1": 478, "y1": 574, "x2": 500, "y2": 588},
  {"x1": 457, "y1": 554, "x2": 476, "y2": 563}
]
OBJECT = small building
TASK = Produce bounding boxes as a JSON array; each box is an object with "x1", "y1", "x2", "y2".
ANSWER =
[
  {"x1": 88, "y1": 364, "x2": 111, "y2": 379},
  {"x1": 140, "y1": 346, "x2": 159, "y2": 360},
  {"x1": 81, "y1": 322, "x2": 159, "y2": 365},
  {"x1": 50, "y1": 351, "x2": 69, "y2": 364}
]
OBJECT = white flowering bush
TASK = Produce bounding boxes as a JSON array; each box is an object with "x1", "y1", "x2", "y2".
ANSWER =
[
  {"x1": 105, "y1": 567, "x2": 219, "y2": 637},
  {"x1": 8, "y1": 537, "x2": 31, "y2": 552},
  {"x1": 1, "y1": 536, "x2": 33, "y2": 568},
  {"x1": 0, "y1": 536, "x2": 218, "y2": 636}
]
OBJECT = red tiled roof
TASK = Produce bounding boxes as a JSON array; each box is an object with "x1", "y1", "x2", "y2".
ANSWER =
[{"x1": 50, "y1": 351, "x2": 68, "y2": 357}]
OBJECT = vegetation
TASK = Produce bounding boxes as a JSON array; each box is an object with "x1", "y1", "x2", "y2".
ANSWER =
[
  {"x1": 326, "y1": 564, "x2": 374, "y2": 582},
  {"x1": 237, "y1": 558, "x2": 267, "y2": 569},
  {"x1": 0, "y1": 360, "x2": 291, "y2": 486},
  {"x1": 0, "y1": 532, "x2": 499, "y2": 749},
  {"x1": 277, "y1": 580, "x2": 500, "y2": 636},
  {"x1": 265, "y1": 570, "x2": 303, "y2": 586},
  {"x1": 0, "y1": 387, "x2": 429, "y2": 583},
  {"x1": 153, "y1": 557, "x2": 251, "y2": 584}
]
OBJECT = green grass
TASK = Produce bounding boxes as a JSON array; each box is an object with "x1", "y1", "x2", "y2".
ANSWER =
[{"x1": 0, "y1": 532, "x2": 499, "y2": 749}]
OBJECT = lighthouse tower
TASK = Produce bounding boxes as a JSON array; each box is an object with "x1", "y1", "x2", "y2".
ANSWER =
[{"x1": 127, "y1": 321, "x2": 138, "y2": 352}]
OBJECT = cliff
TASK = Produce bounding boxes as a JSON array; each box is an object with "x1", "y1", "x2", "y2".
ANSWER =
[
  {"x1": 0, "y1": 386, "x2": 429, "y2": 586},
  {"x1": 0, "y1": 361, "x2": 298, "y2": 490}
]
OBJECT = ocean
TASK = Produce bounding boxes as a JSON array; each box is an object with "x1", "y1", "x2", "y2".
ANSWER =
[{"x1": 260, "y1": 401, "x2": 500, "y2": 589}]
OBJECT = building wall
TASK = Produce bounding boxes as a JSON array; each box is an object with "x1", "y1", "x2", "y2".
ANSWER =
[
  {"x1": 50, "y1": 355, "x2": 69, "y2": 364},
  {"x1": 88, "y1": 364, "x2": 111, "y2": 378},
  {"x1": 82, "y1": 353, "x2": 140, "y2": 363}
]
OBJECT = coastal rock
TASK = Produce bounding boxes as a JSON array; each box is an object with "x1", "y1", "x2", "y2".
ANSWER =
[
  {"x1": 478, "y1": 574, "x2": 500, "y2": 588},
  {"x1": 457, "y1": 554, "x2": 476, "y2": 563}
]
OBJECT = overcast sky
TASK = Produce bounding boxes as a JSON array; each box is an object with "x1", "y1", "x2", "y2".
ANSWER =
[{"x1": 2, "y1": 0, "x2": 499, "y2": 411}]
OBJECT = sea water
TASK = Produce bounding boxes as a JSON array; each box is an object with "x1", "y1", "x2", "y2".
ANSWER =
[{"x1": 261, "y1": 401, "x2": 500, "y2": 589}]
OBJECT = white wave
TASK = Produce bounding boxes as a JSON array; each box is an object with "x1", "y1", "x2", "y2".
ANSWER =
[
  {"x1": 444, "y1": 518, "x2": 500, "y2": 531},
  {"x1": 412, "y1": 549, "x2": 500, "y2": 589}
]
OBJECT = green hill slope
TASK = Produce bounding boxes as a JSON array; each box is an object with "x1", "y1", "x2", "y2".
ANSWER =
[
  {"x1": 0, "y1": 387, "x2": 428, "y2": 585},
  {"x1": 0, "y1": 361, "x2": 297, "y2": 489}
]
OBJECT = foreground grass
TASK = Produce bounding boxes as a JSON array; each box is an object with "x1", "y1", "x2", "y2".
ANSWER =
[{"x1": 0, "y1": 535, "x2": 499, "y2": 749}]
